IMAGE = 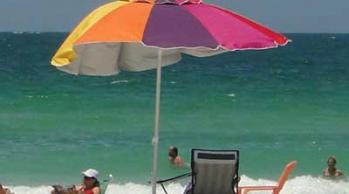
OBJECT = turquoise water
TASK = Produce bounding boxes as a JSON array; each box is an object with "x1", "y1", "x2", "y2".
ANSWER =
[{"x1": 0, "y1": 33, "x2": 349, "y2": 193}]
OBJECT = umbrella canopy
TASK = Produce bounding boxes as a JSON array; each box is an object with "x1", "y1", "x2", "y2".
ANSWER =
[
  {"x1": 51, "y1": 1, "x2": 289, "y2": 194},
  {"x1": 52, "y1": 0, "x2": 289, "y2": 75}
]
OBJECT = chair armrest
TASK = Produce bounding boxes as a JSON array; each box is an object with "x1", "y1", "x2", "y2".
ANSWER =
[
  {"x1": 238, "y1": 185, "x2": 278, "y2": 194},
  {"x1": 156, "y1": 172, "x2": 192, "y2": 184},
  {"x1": 154, "y1": 172, "x2": 191, "y2": 194}
]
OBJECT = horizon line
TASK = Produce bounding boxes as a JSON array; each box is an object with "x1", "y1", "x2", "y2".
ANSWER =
[{"x1": 0, "y1": 31, "x2": 348, "y2": 34}]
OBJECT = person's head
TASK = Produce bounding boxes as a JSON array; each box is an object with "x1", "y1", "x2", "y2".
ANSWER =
[
  {"x1": 327, "y1": 156, "x2": 337, "y2": 169},
  {"x1": 82, "y1": 169, "x2": 99, "y2": 188},
  {"x1": 168, "y1": 146, "x2": 178, "y2": 160}
]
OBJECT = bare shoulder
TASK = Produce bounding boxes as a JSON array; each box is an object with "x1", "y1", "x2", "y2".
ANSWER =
[
  {"x1": 93, "y1": 187, "x2": 101, "y2": 194},
  {"x1": 323, "y1": 168, "x2": 329, "y2": 176},
  {"x1": 337, "y1": 170, "x2": 344, "y2": 176},
  {"x1": 175, "y1": 156, "x2": 184, "y2": 167}
]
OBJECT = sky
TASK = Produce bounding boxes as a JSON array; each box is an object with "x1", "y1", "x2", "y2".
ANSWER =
[{"x1": 0, "y1": 0, "x2": 348, "y2": 33}]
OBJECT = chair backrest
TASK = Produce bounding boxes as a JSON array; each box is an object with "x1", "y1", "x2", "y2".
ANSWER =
[
  {"x1": 191, "y1": 149, "x2": 239, "y2": 194},
  {"x1": 276, "y1": 160, "x2": 297, "y2": 191}
]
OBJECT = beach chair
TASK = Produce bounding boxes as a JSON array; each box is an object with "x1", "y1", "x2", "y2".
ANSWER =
[
  {"x1": 238, "y1": 160, "x2": 297, "y2": 194},
  {"x1": 157, "y1": 149, "x2": 240, "y2": 194},
  {"x1": 189, "y1": 149, "x2": 240, "y2": 194}
]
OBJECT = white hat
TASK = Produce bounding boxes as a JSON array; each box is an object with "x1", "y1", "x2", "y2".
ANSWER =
[{"x1": 82, "y1": 169, "x2": 99, "y2": 178}]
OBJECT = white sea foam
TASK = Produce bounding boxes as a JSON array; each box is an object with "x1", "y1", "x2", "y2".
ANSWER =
[
  {"x1": 111, "y1": 80, "x2": 129, "y2": 84},
  {"x1": 227, "y1": 93, "x2": 235, "y2": 97},
  {"x1": 25, "y1": 95, "x2": 48, "y2": 99},
  {"x1": 12, "y1": 31, "x2": 24, "y2": 34},
  {"x1": 6, "y1": 175, "x2": 349, "y2": 194}
]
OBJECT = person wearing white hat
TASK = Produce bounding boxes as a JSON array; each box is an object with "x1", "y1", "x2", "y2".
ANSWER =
[{"x1": 76, "y1": 168, "x2": 101, "y2": 194}]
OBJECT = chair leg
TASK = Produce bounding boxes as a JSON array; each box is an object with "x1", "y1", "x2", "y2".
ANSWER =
[
  {"x1": 160, "y1": 183, "x2": 169, "y2": 194},
  {"x1": 273, "y1": 188, "x2": 279, "y2": 194}
]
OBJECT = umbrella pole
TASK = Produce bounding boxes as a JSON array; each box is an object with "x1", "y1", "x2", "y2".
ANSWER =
[{"x1": 151, "y1": 48, "x2": 163, "y2": 194}]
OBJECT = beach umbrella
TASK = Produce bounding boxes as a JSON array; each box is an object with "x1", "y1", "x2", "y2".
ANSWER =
[{"x1": 51, "y1": 0, "x2": 289, "y2": 193}]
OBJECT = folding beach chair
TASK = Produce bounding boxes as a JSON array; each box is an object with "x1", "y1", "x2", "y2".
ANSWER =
[
  {"x1": 189, "y1": 149, "x2": 240, "y2": 194},
  {"x1": 238, "y1": 161, "x2": 297, "y2": 194},
  {"x1": 157, "y1": 149, "x2": 240, "y2": 194}
]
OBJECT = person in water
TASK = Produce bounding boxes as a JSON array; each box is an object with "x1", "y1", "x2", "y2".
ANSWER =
[
  {"x1": 75, "y1": 169, "x2": 101, "y2": 194},
  {"x1": 168, "y1": 146, "x2": 184, "y2": 167},
  {"x1": 323, "y1": 156, "x2": 344, "y2": 177}
]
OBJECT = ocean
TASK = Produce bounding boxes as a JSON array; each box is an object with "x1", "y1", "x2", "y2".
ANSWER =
[{"x1": 0, "y1": 33, "x2": 348, "y2": 194}]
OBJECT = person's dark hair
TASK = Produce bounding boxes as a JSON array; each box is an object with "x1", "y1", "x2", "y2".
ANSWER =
[
  {"x1": 169, "y1": 146, "x2": 178, "y2": 157},
  {"x1": 93, "y1": 178, "x2": 100, "y2": 187},
  {"x1": 172, "y1": 147, "x2": 178, "y2": 155}
]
